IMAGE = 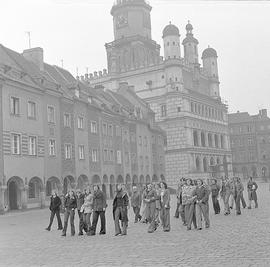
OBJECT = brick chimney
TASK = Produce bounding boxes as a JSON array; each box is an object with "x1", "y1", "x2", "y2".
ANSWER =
[{"x1": 22, "y1": 47, "x2": 44, "y2": 71}]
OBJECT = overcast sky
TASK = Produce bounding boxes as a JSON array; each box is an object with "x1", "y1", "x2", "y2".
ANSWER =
[{"x1": 1, "y1": 0, "x2": 270, "y2": 114}]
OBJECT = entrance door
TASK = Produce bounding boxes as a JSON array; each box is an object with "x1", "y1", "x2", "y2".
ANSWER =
[{"x1": 9, "y1": 181, "x2": 18, "y2": 210}]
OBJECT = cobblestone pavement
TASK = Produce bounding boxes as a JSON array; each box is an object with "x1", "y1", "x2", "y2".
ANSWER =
[{"x1": 1, "y1": 183, "x2": 270, "y2": 267}]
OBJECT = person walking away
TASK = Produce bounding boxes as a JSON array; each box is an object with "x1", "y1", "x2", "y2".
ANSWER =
[
  {"x1": 194, "y1": 179, "x2": 210, "y2": 230},
  {"x1": 45, "y1": 191, "x2": 63, "y2": 231},
  {"x1": 113, "y1": 184, "x2": 129, "y2": 236},
  {"x1": 160, "y1": 182, "x2": 170, "y2": 232},
  {"x1": 178, "y1": 178, "x2": 186, "y2": 225},
  {"x1": 233, "y1": 177, "x2": 244, "y2": 215},
  {"x1": 131, "y1": 186, "x2": 142, "y2": 223},
  {"x1": 76, "y1": 189, "x2": 85, "y2": 236},
  {"x1": 210, "y1": 179, "x2": 220, "y2": 214},
  {"x1": 62, "y1": 190, "x2": 77, "y2": 237},
  {"x1": 247, "y1": 177, "x2": 258, "y2": 209},
  {"x1": 174, "y1": 183, "x2": 181, "y2": 218},
  {"x1": 80, "y1": 188, "x2": 93, "y2": 234},
  {"x1": 182, "y1": 179, "x2": 197, "y2": 230},
  {"x1": 89, "y1": 185, "x2": 107, "y2": 236}
]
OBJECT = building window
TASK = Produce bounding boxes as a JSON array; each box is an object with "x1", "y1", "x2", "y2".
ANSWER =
[
  {"x1": 65, "y1": 144, "x2": 72, "y2": 159},
  {"x1": 103, "y1": 149, "x2": 108, "y2": 162},
  {"x1": 27, "y1": 101, "x2": 36, "y2": 119},
  {"x1": 11, "y1": 134, "x2": 21, "y2": 155},
  {"x1": 28, "y1": 182, "x2": 36, "y2": 199},
  {"x1": 262, "y1": 167, "x2": 267, "y2": 177},
  {"x1": 201, "y1": 132, "x2": 206, "y2": 147},
  {"x1": 109, "y1": 150, "x2": 114, "y2": 162},
  {"x1": 161, "y1": 104, "x2": 167, "y2": 117},
  {"x1": 108, "y1": 124, "x2": 113, "y2": 136},
  {"x1": 191, "y1": 102, "x2": 194, "y2": 113},
  {"x1": 144, "y1": 136, "x2": 148, "y2": 147},
  {"x1": 203, "y1": 157, "x2": 208, "y2": 172},
  {"x1": 47, "y1": 106, "x2": 55, "y2": 123},
  {"x1": 10, "y1": 97, "x2": 20, "y2": 116},
  {"x1": 196, "y1": 157, "x2": 200, "y2": 171},
  {"x1": 214, "y1": 134, "x2": 219, "y2": 148},
  {"x1": 125, "y1": 152, "x2": 129, "y2": 166},
  {"x1": 208, "y1": 133, "x2": 213, "y2": 147},
  {"x1": 92, "y1": 149, "x2": 98, "y2": 162},
  {"x1": 173, "y1": 41, "x2": 175, "y2": 45},
  {"x1": 90, "y1": 121, "x2": 97, "y2": 133},
  {"x1": 49, "y1": 139, "x2": 56, "y2": 156},
  {"x1": 220, "y1": 135, "x2": 225, "y2": 149},
  {"x1": 77, "y1": 116, "x2": 84, "y2": 129},
  {"x1": 64, "y1": 113, "x2": 71, "y2": 127},
  {"x1": 248, "y1": 138, "x2": 253, "y2": 146},
  {"x1": 193, "y1": 131, "x2": 199, "y2": 146},
  {"x1": 102, "y1": 123, "x2": 108, "y2": 135},
  {"x1": 117, "y1": 150, "x2": 122, "y2": 164},
  {"x1": 78, "y1": 145, "x2": 85, "y2": 160},
  {"x1": 29, "y1": 136, "x2": 37, "y2": 156},
  {"x1": 247, "y1": 125, "x2": 252, "y2": 132}
]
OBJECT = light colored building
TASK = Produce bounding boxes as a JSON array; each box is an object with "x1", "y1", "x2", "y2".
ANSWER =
[
  {"x1": 229, "y1": 109, "x2": 270, "y2": 180},
  {"x1": 0, "y1": 44, "x2": 165, "y2": 213},
  {"x1": 80, "y1": 0, "x2": 232, "y2": 186}
]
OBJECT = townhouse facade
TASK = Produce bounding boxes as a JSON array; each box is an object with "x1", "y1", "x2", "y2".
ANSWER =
[
  {"x1": 0, "y1": 44, "x2": 165, "y2": 213},
  {"x1": 229, "y1": 109, "x2": 270, "y2": 180}
]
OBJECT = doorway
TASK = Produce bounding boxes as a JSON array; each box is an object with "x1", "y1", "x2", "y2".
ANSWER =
[{"x1": 9, "y1": 181, "x2": 18, "y2": 210}]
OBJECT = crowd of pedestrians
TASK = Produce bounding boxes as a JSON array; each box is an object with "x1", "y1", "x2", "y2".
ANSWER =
[{"x1": 45, "y1": 176, "x2": 258, "y2": 236}]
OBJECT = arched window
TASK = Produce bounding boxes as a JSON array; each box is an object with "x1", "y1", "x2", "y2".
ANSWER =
[
  {"x1": 193, "y1": 131, "x2": 199, "y2": 146},
  {"x1": 216, "y1": 157, "x2": 220, "y2": 165},
  {"x1": 203, "y1": 157, "x2": 208, "y2": 172},
  {"x1": 214, "y1": 134, "x2": 219, "y2": 148},
  {"x1": 46, "y1": 181, "x2": 52, "y2": 197},
  {"x1": 201, "y1": 132, "x2": 206, "y2": 147},
  {"x1": 208, "y1": 133, "x2": 213, "y2": 147},
  {"x1": 28, "y1": 182, "x2": 36, "y2": 199},
  {"x1": 191, "y1": 102, "x2": 194, "y2": 113},
  {"x1": 196, "y1": 157, "x2": 200, "y2": 171}
]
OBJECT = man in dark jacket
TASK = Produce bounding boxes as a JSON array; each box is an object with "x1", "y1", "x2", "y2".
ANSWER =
[
  {"x1": 89, "y1": 185, "x2": 107, "y2": 236},
  {"x1": 76, "y1": 189, "x2": 85, "y2": 236},
  {"x1": 45, "y1": 191, "x2": 63, "y2": 231},
  {"x1": 131, "y1": 186, "x2": 142, "y2": 223}
]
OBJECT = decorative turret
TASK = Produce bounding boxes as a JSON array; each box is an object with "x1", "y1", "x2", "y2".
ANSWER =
[
  {"x1": 202, "y1": 46, "x2": 220, "y2": 98},
  {"x1": 162, "y1": 22, "x2": 181, "y2": 60},
  {"x1": 182, "y1": 21, "x2": 199, "y2": 64}
]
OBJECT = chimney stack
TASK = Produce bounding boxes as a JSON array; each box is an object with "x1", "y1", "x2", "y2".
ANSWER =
[{"x1": 22, "y1": 47, "x2": 44, "y2": 71}]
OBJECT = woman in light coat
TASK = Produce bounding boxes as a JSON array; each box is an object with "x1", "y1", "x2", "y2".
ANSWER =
[
  {"x1": 159, "y1": 181, "x2": 170, "y2": 232},
  {"x1": 80, "y1": 188, "x2": 93, "y2": 234}
]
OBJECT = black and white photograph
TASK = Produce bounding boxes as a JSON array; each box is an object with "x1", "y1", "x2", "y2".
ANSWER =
[{"x1": 0, "y1": 0, "x2": 270, "y2": 266}]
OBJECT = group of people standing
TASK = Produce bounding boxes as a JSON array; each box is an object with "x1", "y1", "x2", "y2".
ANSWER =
[
  {"x1": 174, "y1": 176, "x2": 259, "y2": 230},
  {"x1": 45, "y1": 176, "x2": 259, "y2": 236}
]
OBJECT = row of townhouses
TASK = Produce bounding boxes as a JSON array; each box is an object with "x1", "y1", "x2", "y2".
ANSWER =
[{"x1": 0, "y1": 44, "x2": 165, "y2": 213}]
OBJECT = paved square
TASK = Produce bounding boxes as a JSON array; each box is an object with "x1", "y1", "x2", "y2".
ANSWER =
[{"x1": 1, "y1": 183, "x2": 270, "y2": 267}]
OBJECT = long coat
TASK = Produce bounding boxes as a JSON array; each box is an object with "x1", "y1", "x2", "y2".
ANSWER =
[
  {"x1": 92, "y1": 190, "x2": 107, "y2": 211},
  {"x1": 113, "y1": 191, "x2": 129, "y2": 222}
]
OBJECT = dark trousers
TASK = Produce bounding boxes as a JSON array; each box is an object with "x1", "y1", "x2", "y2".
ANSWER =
[
  {"x1": 62, "y1": 209, "x2": 75, "y2": 235},
  {"x1": 174, "y1": 202, "x2": 180, "y2": 218},
  {"x1": 90, "y1": 211, "x2": 106, "y2": 234},
  {"x1": 212, "y1": 195, "x2": 220, "y2": 214},
  {"x1": 185, "y1": 203, "x2": 197, "y2": 229},
  {"x1": 114, "y1": 207, "x2": 127, "y2": 235},
  {"x1": 77, "y1": 210, "x2": 86, "y2": 234},
  {"x1": 48, "y1": 209, "x2": 62, "y2": 229},
  {"x1": 133, "y1": 206, "x2": 141, "y2": 222}
]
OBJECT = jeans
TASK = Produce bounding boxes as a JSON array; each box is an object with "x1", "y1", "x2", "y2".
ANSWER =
[
  {"x1": 62, "y1": 209, "x2": 75, "y2": 235},
  {"x1": 224, "y1": 191, "x2": 233, "y2": 214},
  {"x1": 235, "y1": 192, "x2": 241, "y2": 214},
  {"x1": 160, "y1": 207, "x2": 170, "y2": 231},
  {"x1": 196, "y1": 203, "x2": 210, "y2": 228},
  {"x1": 78, "y1": 210, "x2": 85, "y2": 234},
  {"x1": 48, "y1": 209, "x2": 62, "y2": 229},
  {"x1": 212, "y1": 195, "x2": 220, "y2": 214},
  {"x1": 114, "y1": 207, "x2": 127, "y2": 235},
  {"x1": 90, "y1": 211, "x2": 106, "y2": 234},
  {"x1": 132, "y1": 206, "x2": 141, "y2": 222},
  {"x1": 240, "y1": 192, "x2": 246, "y2": 208},
  {"x1": 179, "y1": 204, "x2": 185, "y2": 224}
]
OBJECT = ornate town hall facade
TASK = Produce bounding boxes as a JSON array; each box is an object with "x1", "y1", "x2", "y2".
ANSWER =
[{"x1": 81, "y1": 0, "x2": 232, "y2": 185}]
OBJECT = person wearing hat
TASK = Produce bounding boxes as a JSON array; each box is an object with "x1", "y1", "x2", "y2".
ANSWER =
[
  {"x1": 194, "y1": 179, "x2": 210, "y2": 230},
  {"x1": 131, "y1": 186, "x2": 142, "y2": 223}
]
